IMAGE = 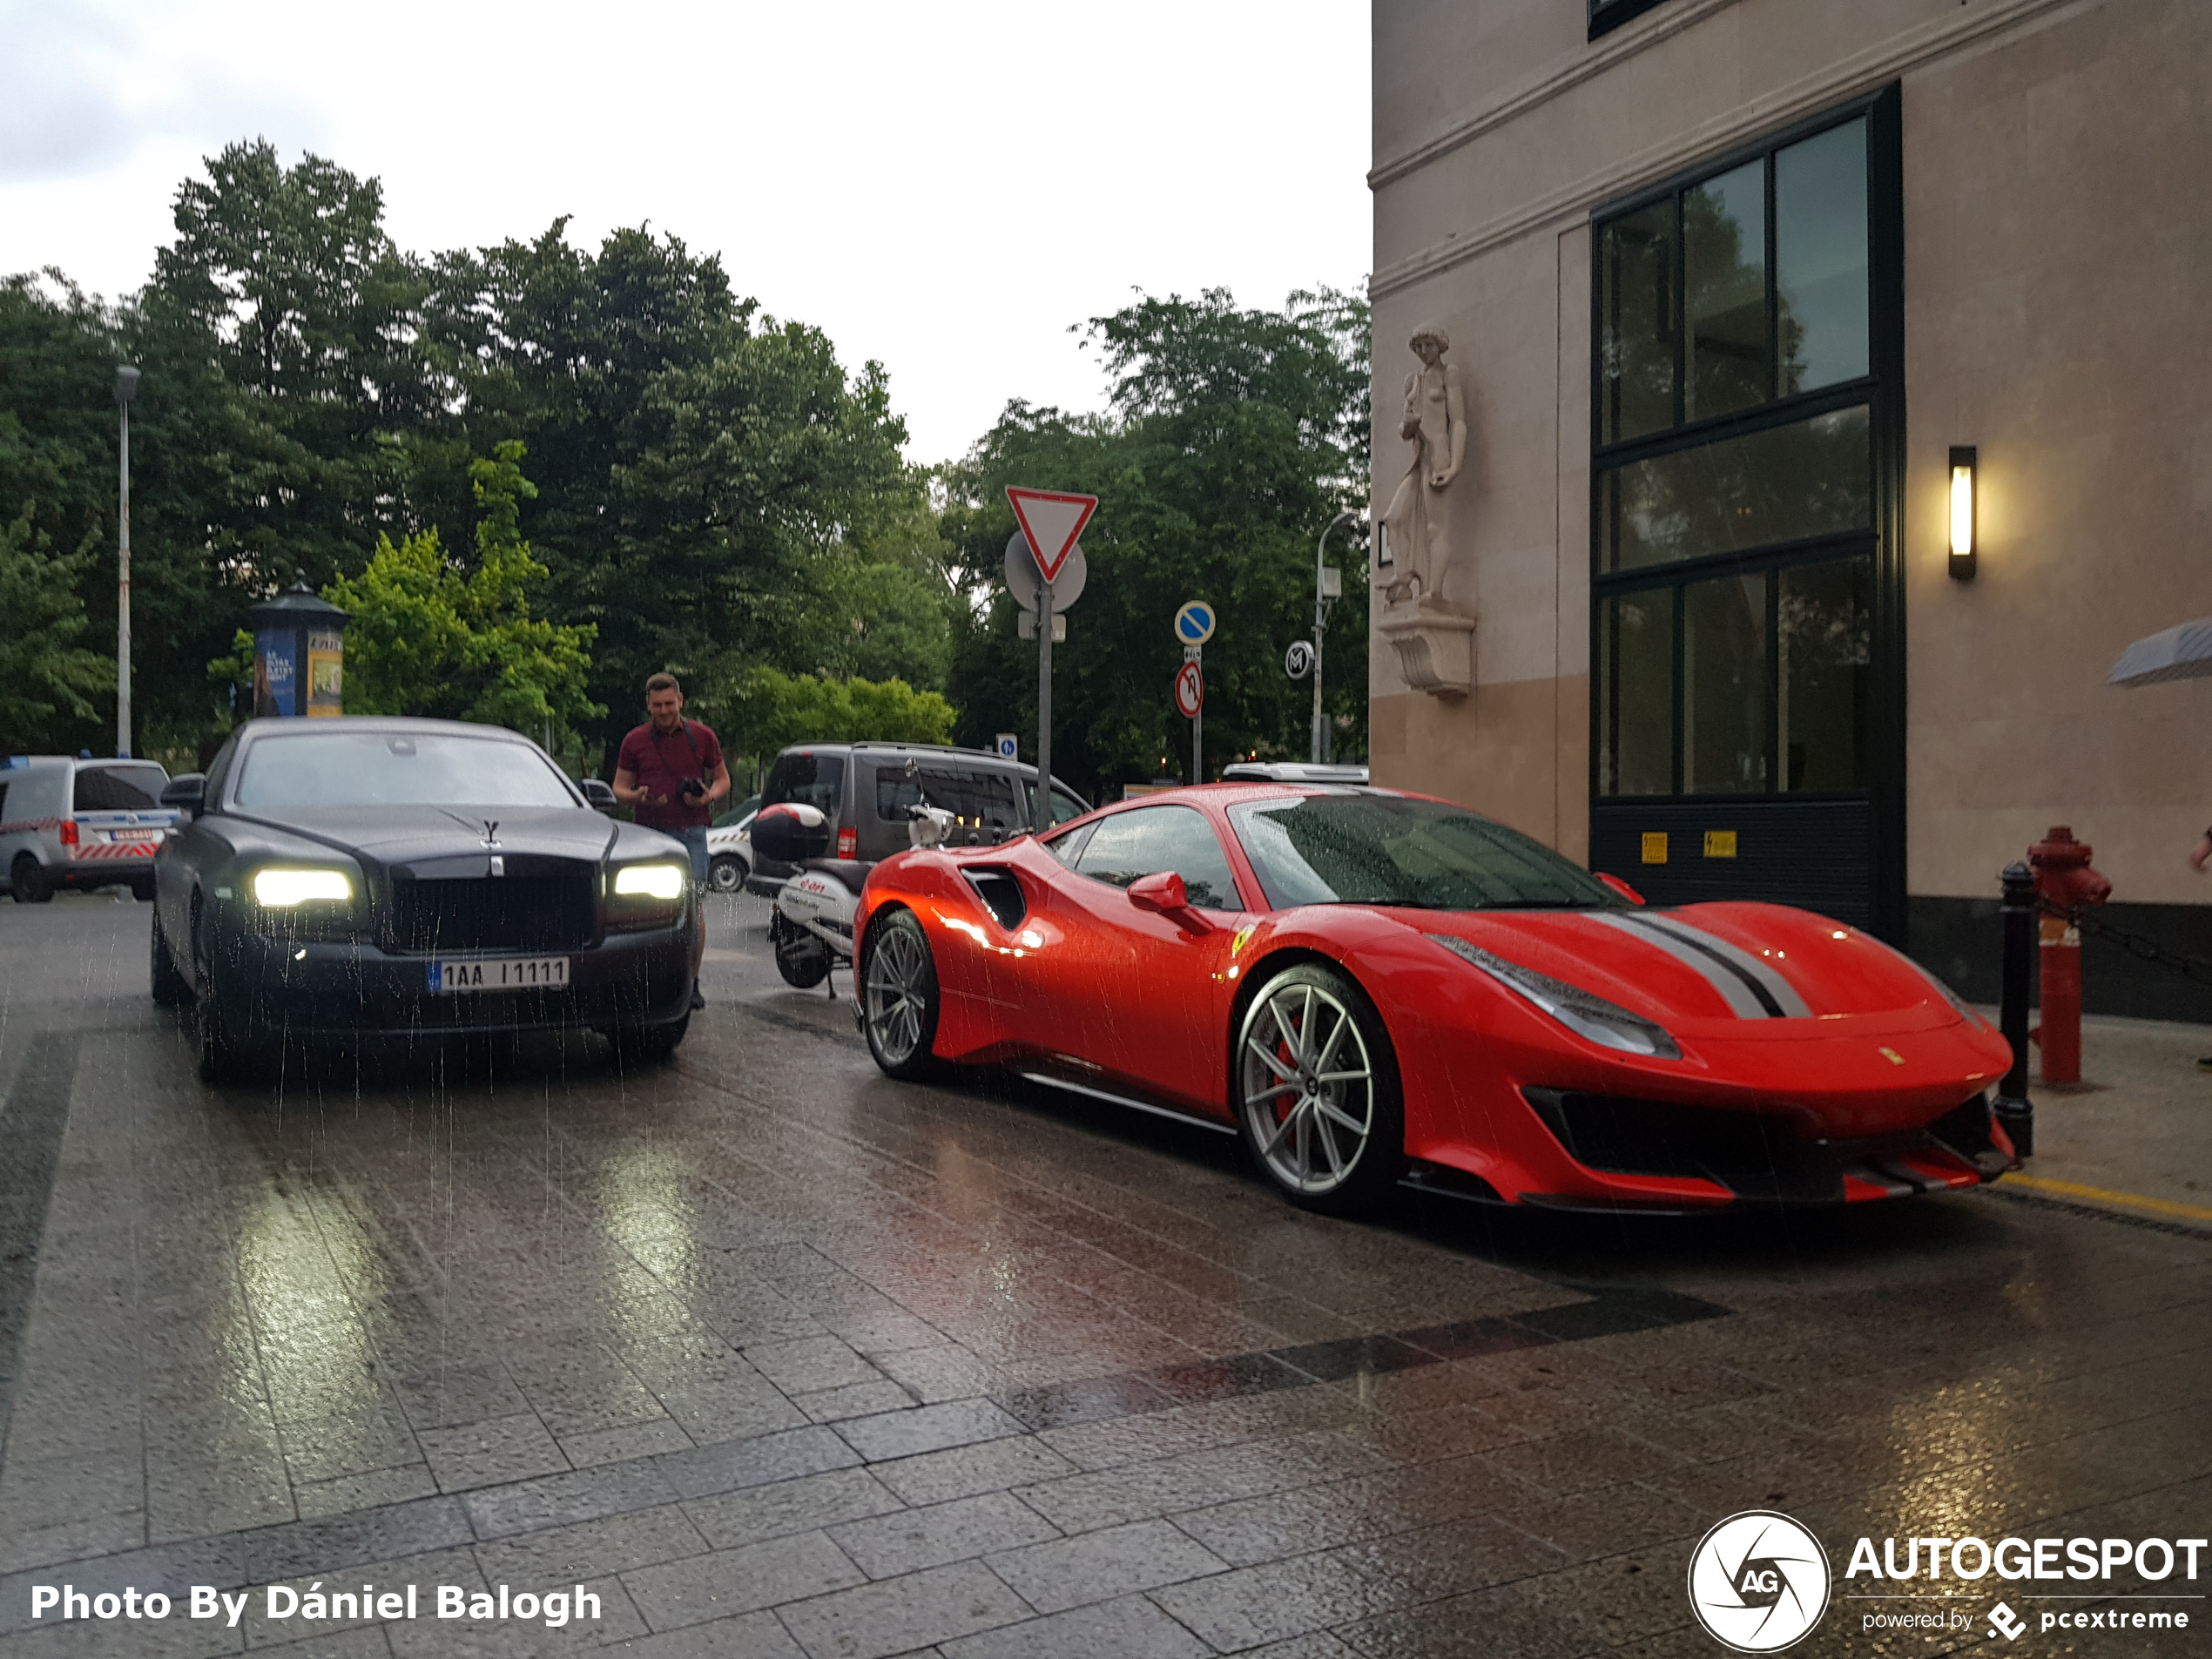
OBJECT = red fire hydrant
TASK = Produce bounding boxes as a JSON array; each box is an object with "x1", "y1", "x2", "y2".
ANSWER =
[{"x1": 2027, "y1": 826, "x2": 2113, "y2": 1085}]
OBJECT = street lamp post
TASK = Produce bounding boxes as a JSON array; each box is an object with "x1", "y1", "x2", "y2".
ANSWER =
[
  {"x1": 115, "y1": 366, "x2": 140, "y2": 759},
  {"x1": 1312, "y1": 509, "x2": 1359, "y2": 764}
]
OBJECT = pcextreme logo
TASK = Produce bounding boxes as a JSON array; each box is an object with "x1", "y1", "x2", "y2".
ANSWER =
[{"x1": 1687, "y1": 1511, "x2": 1831, "y2": 1652}]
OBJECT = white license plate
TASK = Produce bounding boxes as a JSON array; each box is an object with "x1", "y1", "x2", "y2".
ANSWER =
[
  {"x1": 105, "y1": 828, "x2": 163, "y2": 842},
  {"x1": 428, "y1": 957, "x2": 570, "y2": 994}
]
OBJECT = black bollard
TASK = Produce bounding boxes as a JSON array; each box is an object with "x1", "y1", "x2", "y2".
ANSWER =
[{"x1": 1993, "y1": 860, "x2": 2034, "y2": 1158}]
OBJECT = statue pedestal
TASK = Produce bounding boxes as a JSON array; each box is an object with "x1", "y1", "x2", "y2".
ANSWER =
[{"x1": 1380, "y1": 604, "x2": 1476, "y2": 697}]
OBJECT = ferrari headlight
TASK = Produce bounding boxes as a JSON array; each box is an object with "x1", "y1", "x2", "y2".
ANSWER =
[
  {"x1": 613, "y1": 862, "x2": 686, "y2": 901},
  {"x1": 1428, "y1": 934, "x2": 1680, "y2": 1060},
  {"x1": 252, "y1": 867, "x2": 354, "y2": 907}
]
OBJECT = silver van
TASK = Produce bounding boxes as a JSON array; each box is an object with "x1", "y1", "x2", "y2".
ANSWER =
[{"x1": 1, "y1": 755, "x2": 175, "y2": 902}]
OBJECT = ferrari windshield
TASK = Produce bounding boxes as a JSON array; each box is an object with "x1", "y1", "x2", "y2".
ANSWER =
[
  {"x1": 233, "y1": 731, "x2": 578, "y2": 810},
  {"x1": 1231, "y1": 794, "x2": 1623, "y2": 912}
]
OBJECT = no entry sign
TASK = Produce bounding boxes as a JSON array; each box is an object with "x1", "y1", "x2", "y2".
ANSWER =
[{"x1": 1174, "y1": 660, "x2": 1204, "y2": 720}]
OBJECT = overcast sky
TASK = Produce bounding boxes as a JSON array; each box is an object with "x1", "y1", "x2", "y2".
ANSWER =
[{"x1": 0, "y1": 1, "x2": 1372, "y2": 464}]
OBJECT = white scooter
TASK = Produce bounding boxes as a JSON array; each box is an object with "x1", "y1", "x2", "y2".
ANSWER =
[{"x1": 752, "y1": 797, "x2": 954, "y2": 994}]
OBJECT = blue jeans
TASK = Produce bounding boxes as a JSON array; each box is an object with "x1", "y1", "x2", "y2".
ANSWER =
[{"x1": 675, "y1": 826, "x2": 709, "y2": 887}]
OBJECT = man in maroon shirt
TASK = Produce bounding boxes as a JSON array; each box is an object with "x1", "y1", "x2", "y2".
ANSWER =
[{"x1": 613, "y1": 672, "x2": 730, "y2": 1009}]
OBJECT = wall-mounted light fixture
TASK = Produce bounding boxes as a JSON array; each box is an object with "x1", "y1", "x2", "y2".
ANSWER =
[{"x1": 1948, "y1": 445, "x2": 1977, "y2": 581}]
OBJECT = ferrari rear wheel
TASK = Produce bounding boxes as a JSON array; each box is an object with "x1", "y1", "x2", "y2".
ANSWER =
[
  {"x1": 861, "y1": 908, "x2": 941, "y2": 1080},
  {"x1": 1235, "y1": 963, "x2": 1404, "y2": 1216}
]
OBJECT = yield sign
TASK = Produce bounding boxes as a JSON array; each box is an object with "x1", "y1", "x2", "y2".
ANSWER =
[
  {"x1": 1006, "y1": 487, "x2": 1097, "y2": 583},
  {"x1": 1174, "y1": 660, "x2": 1204, "y2": 719}
]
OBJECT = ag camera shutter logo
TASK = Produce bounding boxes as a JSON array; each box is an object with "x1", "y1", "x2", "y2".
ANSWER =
[{"x1": 1688, "y1": 1511, "x2": 1831, "y2": 1651}]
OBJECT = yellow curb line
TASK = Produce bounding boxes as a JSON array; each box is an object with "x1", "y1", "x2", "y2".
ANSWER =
[{"x1": 2000, "y1": 1172, "x2": 2212, "y2": 1225}]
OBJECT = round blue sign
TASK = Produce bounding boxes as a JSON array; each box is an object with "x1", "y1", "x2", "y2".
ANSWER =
[{"x1": 1174, "y1": 601, "x2": 1217, "y2": 645}]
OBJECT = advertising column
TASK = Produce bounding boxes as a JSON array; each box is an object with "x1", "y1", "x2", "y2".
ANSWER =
[{"x1": 249, "y1": 583, "x2": 350, "y2": 719}]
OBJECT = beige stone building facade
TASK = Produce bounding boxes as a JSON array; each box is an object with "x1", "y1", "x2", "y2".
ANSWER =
[{"x1": 1366, "y1": 0, "x2": 2212, "y2": 1014}]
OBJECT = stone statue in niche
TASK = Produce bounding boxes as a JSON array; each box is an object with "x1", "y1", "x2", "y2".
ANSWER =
[
  {"x1": 1375, "y1": 324, "x2": 1476, "y2": 694},
  {"x1": 1378, "y1": 325, "x2": 1466, "y2": 610}
]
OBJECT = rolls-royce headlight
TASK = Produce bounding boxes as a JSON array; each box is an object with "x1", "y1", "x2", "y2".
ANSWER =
[
  {"x1": 253, "y1": 867, "x2": 354, "y2": 907},
  {"x1": 612, "y1": 862, "x2": 686, "y2": 900},
  {"x1": 1428, "y1": 934, "x2": 1680, "y2": 1059}
]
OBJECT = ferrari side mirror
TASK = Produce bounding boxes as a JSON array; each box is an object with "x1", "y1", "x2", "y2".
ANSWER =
[
  {"x1": 1128, "y1": 870, "x2": 1218, "y2": 934},
  {"x1": 1126, "y1": 870, "x2": 1190, "y2": 913},
  {"x1": 1596, "y1": 871, "x2": 1644, "y2": 906}
]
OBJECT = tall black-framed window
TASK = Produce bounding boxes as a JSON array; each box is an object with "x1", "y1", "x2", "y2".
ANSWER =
[
  {"x1": 1589, "y1": 87, "x2": 1904, "y2": 935},
  {"x1": 1589, "y1": 0, "x2": 1676, "y2": 41}
]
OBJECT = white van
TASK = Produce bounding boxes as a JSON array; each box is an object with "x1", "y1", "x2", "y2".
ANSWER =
[{"x1": 0, "y1": 755, "x2": 174, "y2": 902}]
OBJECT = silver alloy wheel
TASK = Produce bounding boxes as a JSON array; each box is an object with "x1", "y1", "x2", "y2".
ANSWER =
[
  {"x1": 1238, "y1": 980, "x2": 1376, "y2": 1195},
  {"x1": 865, "y1": 921, "x2": 929, "y2": 1066}
]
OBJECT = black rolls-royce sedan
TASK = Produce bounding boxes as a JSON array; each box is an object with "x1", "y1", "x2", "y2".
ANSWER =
[{"x1": 153, "y1": 717, "x2": 696, "y2": 1081}]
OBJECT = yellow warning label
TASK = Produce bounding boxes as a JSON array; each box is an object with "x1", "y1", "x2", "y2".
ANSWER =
[
  {"x1": 1703, "y1": 830, "x2": 1737, "y2": 859},
  {"x1": 1640, "y1": 832, "x2": 1668, "y2": 865}
]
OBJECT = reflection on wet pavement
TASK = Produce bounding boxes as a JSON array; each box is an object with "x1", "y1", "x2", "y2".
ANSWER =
[{"x1": 0, "y1": 894, "x2": 2204, "y2": 1657}]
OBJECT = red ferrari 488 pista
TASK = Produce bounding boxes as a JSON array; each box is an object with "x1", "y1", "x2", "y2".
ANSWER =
[{"x1": 843, "y1": 784, "x2": 2016, "y2": 1217}]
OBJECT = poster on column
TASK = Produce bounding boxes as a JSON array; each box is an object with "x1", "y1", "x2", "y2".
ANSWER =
[
  {"x1": 256, "y1": 631, "x2": 299, "y2": 718},
  {"x1": 307, "y1": 631, "x2": 345, "y2": 716}
]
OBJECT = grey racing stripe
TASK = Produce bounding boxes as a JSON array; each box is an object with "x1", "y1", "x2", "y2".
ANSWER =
[
  {"x1": 1595, "y1": 913, "x2": 1772, "y2": 1018},
  {"x1": 1625, "y1": 912, "x2": 1813, "y2": 1018}
]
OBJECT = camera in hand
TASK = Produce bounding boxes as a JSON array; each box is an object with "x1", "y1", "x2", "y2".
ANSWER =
[{"x1": 678, "y1": 777, "x2": 706, "y2": 800}]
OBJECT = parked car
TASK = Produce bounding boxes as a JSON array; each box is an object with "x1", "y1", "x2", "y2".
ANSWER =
[
  {"x1": 1218, "y1": 761, "x2": 1370, "y2": 785},
  {"x1": 745, "y1": 744, "x2": 1089, "y2": 900},
  {"x1": 2, "y1": 754, "x2": 174, "y2": 902},
  {"x1": 852, "y1": 780, "x2": 2016, "y2": 1217},
  {"x1": 153, "y1": 717, "x2": 697, "y2": 1081},
  {"x1": 706, "y1": 801, "x2": 759, "y2": 894}
]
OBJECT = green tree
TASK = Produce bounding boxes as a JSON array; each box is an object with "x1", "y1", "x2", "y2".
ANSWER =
[
  {"x1": 419, "y1": 224, "x2": 914, "y2": 744},
  {"x1": 718, "y1": 666, "x2": 954, "y2": 764},
  {"x1": 325, "y1": 443, "x2": 602, "y2": 745},
  {"x1": 941, "y1": 288, "x2": 1370, "y2": 802},
  {"x1": 0, "y1": 505, "x2": 111, "y2": 749},
  {"x1": 145, "y1": 139, "x2": 433, "y2": 590},
  {"x1": 5, "y1": 148, "x2": 937, "y2": 759}
]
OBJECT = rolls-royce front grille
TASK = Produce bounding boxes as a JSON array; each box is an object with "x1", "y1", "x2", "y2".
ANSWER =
[{"x1": 388, "y1": 872, "x2": 595, "y2": 954}]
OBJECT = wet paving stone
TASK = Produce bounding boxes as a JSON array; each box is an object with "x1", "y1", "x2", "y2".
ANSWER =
[{"x1": 0, "y1": 898, "x2": 2207, "y2": 1654}]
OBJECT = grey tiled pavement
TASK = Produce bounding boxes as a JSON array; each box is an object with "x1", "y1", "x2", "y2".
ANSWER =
[{"x1": 0, "y1": 894, "x2": 2203, "y2": 1656}]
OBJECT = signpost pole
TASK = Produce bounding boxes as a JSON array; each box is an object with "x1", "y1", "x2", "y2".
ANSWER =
[
  {"x1": 1035, "y1": 584, "x2": 1053, "y2": 834},
  {"x1": 1311, "y1": 621, "x2": 1323, "y2": 765},
  {"x1": 115, "y1": 366, "x2": 139, "y2": 758},
  {"x1": 1006, "y1": 487, "x2": 1096, "y2": 833},
  {"x1": 1313, "y1": 509, "x2": 1358, "y2": 765},
  {"x1": 1192, "y1": 649, "x2": 1202, "y2": 786}
]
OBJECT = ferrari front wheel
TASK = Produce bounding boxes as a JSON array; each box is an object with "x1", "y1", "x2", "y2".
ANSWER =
[
  {"x1": 1235, "y1": 963, "x2": 1404, "y2": 1216},
  {"x1": 861, "y1": 908, "x2": 941, "y2": 1080}
]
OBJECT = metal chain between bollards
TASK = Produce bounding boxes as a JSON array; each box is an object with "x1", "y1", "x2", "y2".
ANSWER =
[{"x1": 2038, "y1": 899, "x2": 2212, "y2": 988}]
